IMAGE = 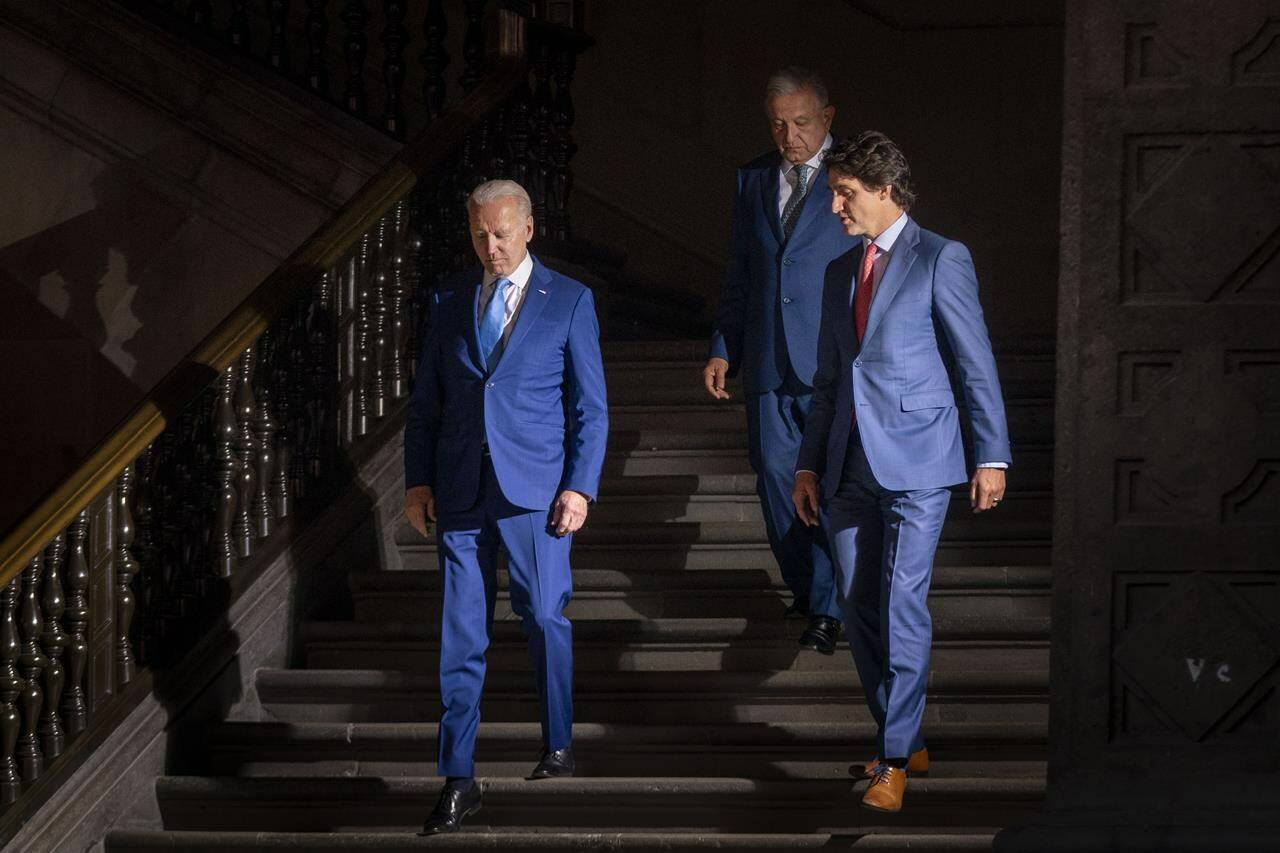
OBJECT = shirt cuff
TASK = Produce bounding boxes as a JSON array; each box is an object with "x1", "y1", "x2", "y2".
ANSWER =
[
  {"x1": 795, "y1": 469, "x2": 818, "y2": 477},
  {"x1": 977, "y1": 462, "x2": 1008, "y2": 469}
]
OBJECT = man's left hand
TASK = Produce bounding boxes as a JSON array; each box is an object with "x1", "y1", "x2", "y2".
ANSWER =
[
  {"x1": 970, "y1": 468, "x2": 1006, "y2": 513},
  {"x1": 551, "y1": 490, "x2": 590, "y2": 536}
]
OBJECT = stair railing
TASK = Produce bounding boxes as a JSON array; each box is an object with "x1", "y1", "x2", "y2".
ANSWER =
[{"x1": 0, "y1": 1, "x2": 587, "y2": 839}]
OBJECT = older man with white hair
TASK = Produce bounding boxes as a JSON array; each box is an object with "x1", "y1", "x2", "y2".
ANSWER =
[{"x1": 404, "y1": 179, "x2": 608, "y2": 834}]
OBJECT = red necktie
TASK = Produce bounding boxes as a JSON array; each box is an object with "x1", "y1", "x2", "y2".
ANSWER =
[{"x1": 854, "y1": 242, "x2": 878, "y2": 343}]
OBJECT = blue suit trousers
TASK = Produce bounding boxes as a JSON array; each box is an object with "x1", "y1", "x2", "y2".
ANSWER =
[
  {"x1": 745, "y1": 369, "x2": 838, "y2": 619},
  {"x1": 435, "y1": 456, "x2": 574, "y2": 777},
  {"x1": 827, "y1": 430, "x2": 951, "y2": 760}
]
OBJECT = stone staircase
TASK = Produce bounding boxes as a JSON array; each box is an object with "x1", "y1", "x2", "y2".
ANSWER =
[{"x1": 106, "y1": 339, "x2": 1054, "y2": 851}]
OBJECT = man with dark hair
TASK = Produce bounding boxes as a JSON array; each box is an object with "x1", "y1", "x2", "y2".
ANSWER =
[
  {"x1": 792, "y1": 131, "x2": 1010, "y2": 813},
  {"x1": 702, "y1": 67, "x2": 856, "y2": 655}
]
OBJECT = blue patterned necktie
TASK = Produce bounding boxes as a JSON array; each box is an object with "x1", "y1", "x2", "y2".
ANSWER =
[
  {"x1": 781, "y1": 163, "x2": 812, "y2": 239},
  {"x1": 478, "y1": 277, "x2": 511, "y2": 367}
]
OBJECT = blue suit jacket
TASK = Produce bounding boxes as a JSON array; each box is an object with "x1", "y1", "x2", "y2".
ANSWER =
[
  {"x1": 404, "y1": 257, "x2": 608, "y2": 512},
  {"x1": 710, "y1": 149, "x2": 858, "y2": 394},
  {"x1": 796, "y1": 218, "x2": 1012, "y2": 493}
]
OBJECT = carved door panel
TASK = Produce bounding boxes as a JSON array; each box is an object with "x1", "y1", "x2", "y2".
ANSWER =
[{"x1": 1055, "y1": 0, "x2": 1280, "y2": 801}]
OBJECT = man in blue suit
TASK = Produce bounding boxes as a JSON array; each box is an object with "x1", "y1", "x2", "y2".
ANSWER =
[
  {"x1": 704, "y1": 67, "x2": 856, "y2": 654},
  {"x1": 403, "y1": 179, "x2": 608, "y2": 834},
  {"x1": 792, "y1": 132, "x2": 1010, "y2": 814}
]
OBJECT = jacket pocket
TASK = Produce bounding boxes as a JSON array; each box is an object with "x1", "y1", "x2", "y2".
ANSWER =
[{"x1": 900, "y1": 389, "x2": 955, "y2": 411}]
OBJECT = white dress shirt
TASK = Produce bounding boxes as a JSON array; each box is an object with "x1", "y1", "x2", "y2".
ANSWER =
[
  {"x1": 482, "y1": 250, "x2": 534, "y2": 332},
  {"x1": 777, "y1": 133, "x2": 834, "y2": 217}
]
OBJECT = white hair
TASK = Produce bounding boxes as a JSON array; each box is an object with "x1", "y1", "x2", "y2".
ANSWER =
[
  {"x1": 765, "y1": 66, "x2": 830, "y2": 107},
  {"x1": 468, "y1": 179, "x2": 532, "y2": 218}
]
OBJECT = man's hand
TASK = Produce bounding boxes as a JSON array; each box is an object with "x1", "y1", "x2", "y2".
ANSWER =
[
  {"x1": 791, "y1": 471, "x2": 821, "y2": 527},
  {"x1": 969, "y1": 468, "x2": 1006, "y2": 513},
  {"x1": 702, "y1": 357, "x2": 731, "y2": 400},
  {"x1": 551, "y1": 490, "x2": 590, "y2": 536},
  {"x1": 404, "y1": 485, "x2": 436, "y2": 537}
]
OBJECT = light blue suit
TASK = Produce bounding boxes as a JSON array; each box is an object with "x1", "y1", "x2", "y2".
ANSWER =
[
  {"x1": 797, "y1": 216, "x2": 1010, "y2": 761},
  {"x1": 710, "y1": 146, "x2": 857, "y2": 619},
  {"x1": 405, "y1": 256, "x2": 608, "y2": 777}
]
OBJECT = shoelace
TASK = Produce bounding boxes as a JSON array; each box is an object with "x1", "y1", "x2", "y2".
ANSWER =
[{"x1": 870, "y1": 763, "x2": 900, "y2": 786}]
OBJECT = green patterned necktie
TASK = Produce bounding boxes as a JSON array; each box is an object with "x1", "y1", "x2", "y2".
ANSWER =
[{"x1": 781, "y1": 163, "x2": 812, "y2": 239}]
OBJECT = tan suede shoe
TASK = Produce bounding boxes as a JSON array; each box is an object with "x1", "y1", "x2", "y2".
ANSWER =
[
  {"x1": 851, "y1": 747, "x2": 929, "y2": 779},
  {"x1": 860, "y1": 765, "x2": 907, "y2": 813}
]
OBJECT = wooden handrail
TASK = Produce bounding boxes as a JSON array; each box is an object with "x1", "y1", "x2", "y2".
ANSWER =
[{"x1": 0, "y1": 18, "x2": 530, "y2": 590}]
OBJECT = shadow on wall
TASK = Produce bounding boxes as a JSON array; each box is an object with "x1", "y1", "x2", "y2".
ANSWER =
[{"x1": 0, "y1": 160, "x2": 189, "y2": 533}]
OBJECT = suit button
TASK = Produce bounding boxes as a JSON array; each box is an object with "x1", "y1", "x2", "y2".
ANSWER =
[
  {"x1": 782, "y1": 297, "x2": 793, "y2": 304},
  {"x1": 783, "y1": 258, "x2": 794, "y2": 266},
  {"x1": 486, "y1": 382, "x2": 495, "y2": 389},
  {"x1": 854, "y1": 360, "x2": 862, "y2": 368}
]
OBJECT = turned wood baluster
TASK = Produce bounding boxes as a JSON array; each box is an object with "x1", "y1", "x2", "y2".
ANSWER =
[
  {"x1": 287, "y1": 302, "x2": 312, "y2": 500},
  {"x1": 269, "y1": 317, "x2": 295, "y2": 520},
  {"x1": 132, "y1": 447, "x2": 160, "y2": 666},
  {"x1": 252, "y1": 338, "x2": 278, "y2": 539},
  {"x1": 371, "y1": 219, "x2": 391, "y2": 419},
  {"x1": 508, "y1": 95, "x2": 532, "y2": 193},
  {"x1": 16, "y1": 556, "x2": 46, "y2": 782},
  {"x1": 38, "y1": 535, "x2": 67, "y2": 761},
  {"x1": 530, "y1": 43, "x2": 554, "y2": 237},
  {"x1": 459, "y1": 0, "x2": 487, "y2": 92},
  {"x1": 60, "y1": 513, "x2": 90, "y2": 736},
  {"x1": 268, "y1": 0, "x2": 291, "y2": 71},
  {"x1": 229, "y1": 0, "x2": 252, "y2": 52},
  {"x1": 213, "y1": 366, "x2": 239, "y2": 578},
  {"x1": 306, "y1": 278, "x2": 334, "y2": 482},
  {"x1": 420, "y1": 0, "x2": 448, "y2": 122},
  {"x1": 190, "y1": 0, "x2": 214, "y2": 30},
  {"x1": 482, "y1": 107, "x2": 509, "y2": 181},
  {"x1": 233, "y1": 350, "x2": 259, "y2": 558},
  {"x1": 550, "y1": 47, "x2": 577, "y2": 241},
  {"x1": 306, "y1": 0, "x2": 331, "y2": 96},
  {"x1": 388, "y1": 200, "x2": 410, "y2": 399},
  {"x1": 0, "y1": 579, "x2": 22, "y2": 804},
  {"x1": 354, "y1": 236, "x2": 374, "y2": 437},
  {"x1": 191, "y1": 394, "x2": 219, "y2": 597},
  {"x1": 341, "y1": 0, "x2": 369, "y2": 116},
  {"x1": 381, "y1": 0, "x2": 408, "y2": 138},
  {"x1": 115, "y1": 465, "x2": 138, "y2": 685}
]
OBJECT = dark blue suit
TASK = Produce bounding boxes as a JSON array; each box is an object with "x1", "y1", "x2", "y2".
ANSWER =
[
  {"x1": 405, "y1": 256, "x2": 608, "y2": 777},
  {"x1": 709, "y1": 148, "x2": 857, "y2": 618},
  {"x1": 798, "y1": 217, "x2": 1011, "y2": 761}
]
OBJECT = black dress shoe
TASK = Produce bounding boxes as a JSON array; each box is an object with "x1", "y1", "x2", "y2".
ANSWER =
[
  {"x1": 418, "y1": 778, "x2": 482, "y2": 835},
  {"x1": 784, "y1": 596, "x2": 811, "y2": 619},
  {"x1": 527, "y1": 746, "x2": 575, "y2": 779},
  {"x1": 798, "y1": 615, "x2": 841, "y2": 655}
]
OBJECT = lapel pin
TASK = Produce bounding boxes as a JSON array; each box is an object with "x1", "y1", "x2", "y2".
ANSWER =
[{"x1": 538, "y1": 289, "x2": 547, "y2": 294}]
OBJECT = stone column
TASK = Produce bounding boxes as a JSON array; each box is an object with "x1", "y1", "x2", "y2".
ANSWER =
[{"x1": 999, "y1": 1, "x2": 1280, "y2": 849}]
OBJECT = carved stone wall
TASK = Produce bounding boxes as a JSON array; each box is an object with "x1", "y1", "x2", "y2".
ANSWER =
[{"x1": 1000, "y1": 1, "x2": 1280, "y2": 848}]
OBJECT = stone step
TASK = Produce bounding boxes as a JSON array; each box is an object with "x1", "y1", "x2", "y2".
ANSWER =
[
  {"x1": 301, "y1": 620, "x2": 1048, "y2": 673},
  {"x1": 396, "y1": 540, "x2": 1051, "y2": 573},
  {"x1": 147, "y1": 775, "x2": 1045, "y2": 833},
  {"x1": 607, "y1": 402, "x2": 1054, "y2": 444},
  {"x1": 256, "y1": 667, "x2": 1049, "y2": 725},
  {"x1": 107, "y1": 829, "x2": 1005, "y2": 852},
  {"x1": 206, "y1": 720, "x2": 1047, "y2": 780},
  {"x1": 345, "y1": 566, "x2": 1051, "y2": 622},
  {"x1": 600, "y1": 444, "x2": 1055, "y2": 489}
]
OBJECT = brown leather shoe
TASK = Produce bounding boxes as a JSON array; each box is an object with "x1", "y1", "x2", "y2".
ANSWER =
[
  {"x1": 850, "y1": 747, "x2": 929, "y2": 779},
  {"x1": 860, "y1": 765, "x2": 907, "y2": 813}
]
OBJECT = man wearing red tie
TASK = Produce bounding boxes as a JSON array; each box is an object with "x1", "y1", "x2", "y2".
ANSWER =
[{"x1": 792, "y1": 132, "x2": 1011, "y2": 813}]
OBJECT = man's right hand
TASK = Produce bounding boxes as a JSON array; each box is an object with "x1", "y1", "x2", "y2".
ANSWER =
[
  {"x1": 792, "y1": 471, "x2": 820, "y2": 527},
  {"x1": 404, "y1": 485, "x2": 436, "y2": 538},
  {"x1": 702, "y1": 357, "x2": 731, "y2": 400}
]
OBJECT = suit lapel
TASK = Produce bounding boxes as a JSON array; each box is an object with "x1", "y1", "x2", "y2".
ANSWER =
[
  {"x1": 834, "y1": 250, "x2": 858, "y2": 362},
  {"x1": 759, "y1": 156, "x2": 784, "y2": 245},
  {"x1": 861, "y1": 218, "x2": 920, "y2": 349},
  {"x1": 491, "y1": 257, "x2": 554, "y2": 376},
  {"x1": 468, "y1": 279, "x2": 486, "y2": 371}
]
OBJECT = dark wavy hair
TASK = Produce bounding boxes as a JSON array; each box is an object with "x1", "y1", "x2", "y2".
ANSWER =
[{"x1": 824, "y1": 131, "x2": 917, "y2": 211}]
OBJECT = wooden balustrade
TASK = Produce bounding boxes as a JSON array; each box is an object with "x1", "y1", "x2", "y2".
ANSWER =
[{"x1": 0, "y1": 4, "x2": 590, "y2": 836}]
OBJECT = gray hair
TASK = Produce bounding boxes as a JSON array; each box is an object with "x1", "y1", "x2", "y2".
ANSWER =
[
  {"x1": 764, "y1": 65, "x2": 830, "y2": 107},
  {"x1": 468, "y1": 179, "x2": 532, "y2": 218}
]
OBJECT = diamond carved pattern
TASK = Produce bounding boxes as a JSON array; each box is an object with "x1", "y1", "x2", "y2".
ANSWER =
[
  {"x1": 1126, "y1": 135, "x2": 1280, "y2": 303},
  {"x1": 1114, "y1": 574, "x2": 1280, "y2": 740}
]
